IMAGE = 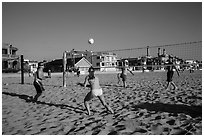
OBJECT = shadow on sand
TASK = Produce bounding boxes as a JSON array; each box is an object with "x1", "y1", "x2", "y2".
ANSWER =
[
  {"x1": 76, "y1": 82, "x2": 91, "y2": 88},
  {"x1": 132, "y1": 102, "x2": 202, "y2": 118},
  {"x1": 3, "y1": 82, "x2": 64, "y2": 88},
  {"x1": 2, "y1": 91, "x2": 84, "y2": 114}
]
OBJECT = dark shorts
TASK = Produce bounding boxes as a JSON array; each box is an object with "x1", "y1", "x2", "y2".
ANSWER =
[
  {"x1": 167, "y1": 71, "x2": 174, "y2": 82},
  {"x1": 120, "y1": 74, "x2": 127, "y2": 81},
  {"x1": 33, "y1": 80, "x2": 45, "y2": 93}
]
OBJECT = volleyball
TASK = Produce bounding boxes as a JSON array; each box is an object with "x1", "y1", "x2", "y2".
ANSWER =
[{"x1": 88, "y1": 38, "x2": 94, "y2": 44}]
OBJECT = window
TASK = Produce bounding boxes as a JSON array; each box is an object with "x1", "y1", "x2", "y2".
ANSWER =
[
  {"x1": 3, "y1": 61, "x2": 8, "y2": 68},
  {"x1": 101, "y1": 63, "x2": 104, "y2": 66},
  {"x1": 32, "y1": 64, "x2": 37, "y2": 68},
  {"x1": 97, "y1": 56, "x2": 100, "y2": 59},
  {"x1": 101, "y1": 57, "x2": 104, "y2": 61},
  {"x1": 12, "y1": 50, "x2": 16, "y2": 55},
  {"x1": 2, "y1": 49, "x2": 7, "y2": 54},
  {"x1": 109, "y1": 57, "x2": 112, "y2": 61},
  {"x1": 106, "y1": 57, "x2": 109, "y2": 61}
]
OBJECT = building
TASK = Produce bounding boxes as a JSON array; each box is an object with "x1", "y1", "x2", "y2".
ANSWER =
[
  {"x1": 94, "y1": 52, "x2": 118, "y2": 71},
  {"x1": 29, "y1": 60, "x2": 38, "y2": 72},
  {"x1": 2, "y1": 43, "x2": 21, "y2": 72},
  {"x1": 74, "y1": 57, "x2": 92, "y2": 74},
  {"x1": 120, "y1": 47, "x2": 169, "y2": 71},
  {"x1": 24, "y1": 59, "x2": 38, "y2": 73},
  {"x1": 66, "y1": 49, "x2": 92, "y2": 66},
  {"x1": 44, "y1": 57, "x2": 92, "y2": 74},
  {"x1": 66, "y1": 49, "x2": 118, "y2": 71}
]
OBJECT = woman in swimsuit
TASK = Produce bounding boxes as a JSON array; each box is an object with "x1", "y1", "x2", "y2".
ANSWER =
[{"x1": 83, "y1": 67, "x2": 114, "y2": 115}]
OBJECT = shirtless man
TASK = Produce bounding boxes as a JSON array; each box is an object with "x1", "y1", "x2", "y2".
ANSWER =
[
  {"x1": 166, "y1": 56, "x2": 180, "y2": 90},
  {"x1": 117, "y1": 60, "x2": 134, "y2": 88},
  {"x1": 33, "y1": 62, "x2": 46, "y2": 101},
  {"x1": 83, "y1": 67, "x2": 114, "y2": 115}
]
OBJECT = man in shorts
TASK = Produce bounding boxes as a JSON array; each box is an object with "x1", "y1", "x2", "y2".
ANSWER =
[
  {"x1": 83, "y1": 66, "x2": 114, "y2": 115},
  {"x1": 117, "y1": 60, "x2": 134, "y2": 88},
  {"x1": 33, "y1": 62, "x2": 46, "y2": 102},
  {"x1": 166, "y1": 56, "x2": 180, "y2": 90}
]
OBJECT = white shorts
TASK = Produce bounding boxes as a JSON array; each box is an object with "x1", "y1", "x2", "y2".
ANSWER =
[{"x1": 92, "y1": 88, "x2": 103, "y2": 96}]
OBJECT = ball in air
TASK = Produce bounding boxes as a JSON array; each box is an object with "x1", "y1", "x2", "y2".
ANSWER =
[{"x1": 88, "y1": 38, "x2": 94, "y2": 44}]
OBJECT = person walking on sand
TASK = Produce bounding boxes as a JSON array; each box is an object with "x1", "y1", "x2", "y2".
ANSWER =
[
  {"x1": 83, "y1": 66, "x2": 114, "y2": 115},
  {"x1": 76, "y1": 67, "x2": 80, "y2": 77},
  {"x1": 33, "y1": 62, "x2": 46, "y2": 102},
  {"x1": 117, "y1": 60, "x2": 134, "y2": 88},
  {"x1": 48, "y1": 69, "x2": 51, "y2": 78},
  {"x1": 165, "y1": 56, "x2": 180, "y2": 91}
]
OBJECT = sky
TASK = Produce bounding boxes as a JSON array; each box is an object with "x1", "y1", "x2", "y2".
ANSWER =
[{"x1": 2, "y1": 2, "x2": 202, "y2": 61}]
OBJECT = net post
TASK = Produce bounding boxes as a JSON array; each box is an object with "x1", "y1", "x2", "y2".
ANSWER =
[
  {"x1": 63, "y1": 51, "x2": 67, "y2": 87},
  {"x1": 21, "y1": 54, "x2": 24, "y2": 84}
]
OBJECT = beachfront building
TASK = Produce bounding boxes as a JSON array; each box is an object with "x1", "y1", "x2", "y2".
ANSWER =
[
  {"x1": 2, "y1": 43, "x2": 21, "y2": 72},
  {"x1": 74, "y1": 57, "x2": 92, "y2": 74},
  {"x1": 95, "y1": 52, "x2": 118, "y2": 71},
  {"x1": 66, "y1": 49, "x2": 118, "y2": 72},
  {"x1": 120, "y1": 48, "x2": 169, "y2": 71},
  {"x1": 24, "y1": 59, "x2": 38, "y2": 73},
  {"x1": 122, "y1": 56, "x2": 154, "y2": 71},
  {"x1": 29, "y1": 60, "x2": 38, "y2": 72},
  {"x1": 66, "y1": 49, "x2": 92, "y2": 65},
  {"x1": 118, "y1": 46, "x2": 153, "y2": 71}
]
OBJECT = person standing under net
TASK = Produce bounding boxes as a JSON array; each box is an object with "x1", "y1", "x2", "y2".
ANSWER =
[
  {"x1": 165, "y1": 55, "x2": 180, "y2": 91},
  {"x1": 117, "y1": 60, "x2": 134, "y2": 88}
]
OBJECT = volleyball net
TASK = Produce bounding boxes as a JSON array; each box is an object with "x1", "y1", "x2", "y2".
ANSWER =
[
  {"x1": 61, "y1": 41, "x2": 202, "y2": 86},
  {"x1": 101, "y1": 41, "x2": 202, "y2": 61},
  {"x1": 62, "y1": 41, "x2": 202, "y2": 73},
  {"x1": 97, "y1": 41, "x2": 202, "y2": 71}
]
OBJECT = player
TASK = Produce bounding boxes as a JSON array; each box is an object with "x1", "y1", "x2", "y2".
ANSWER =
[
  {"x1": 33, "y1": 62, "x2": 46, "y2": 101},
  {"x1": 166, "y1": 56, "x2": 180, "y2": 90},
  {"x1": 117, "y1": 60, "x2": 134, "y2": 88},
  {"x1": 83, "y1": 67, "x2": 114, "y2": 115}
]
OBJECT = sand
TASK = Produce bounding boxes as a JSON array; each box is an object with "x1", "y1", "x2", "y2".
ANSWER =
[{"x1": 2, "y1": 70, "x2": 202, "y2": 135}]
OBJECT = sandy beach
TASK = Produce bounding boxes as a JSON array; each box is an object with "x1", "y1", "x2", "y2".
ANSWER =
[{"x1": 2, "y1": 70, "x2": 202, "y2": 135}]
